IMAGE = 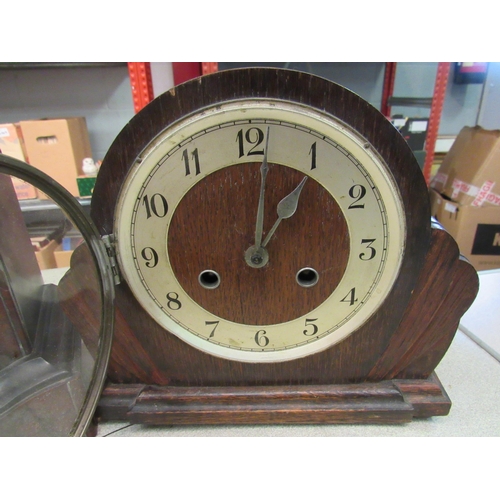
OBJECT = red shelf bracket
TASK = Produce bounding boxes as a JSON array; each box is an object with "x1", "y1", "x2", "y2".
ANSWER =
[
  {"x1": 381, "y1": 62, "x2": 397, "y2": 117},
  {"x1": 202, "y1": 62, "x2": 218, "y2": 75},
  {"x1": 424, "y1": 62, "x2": 451, "y2": 185},
  {"x1": 128, "y1": 62, "x2": 154, "y2": 113}
]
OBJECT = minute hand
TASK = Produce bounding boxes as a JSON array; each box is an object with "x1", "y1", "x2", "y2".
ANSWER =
[
  {"x1": 254, "y1": 128, "x2": 270, "y2": 248},
  {"x1": 262, "y1": 176, "x2": 308, "y2": 248}
]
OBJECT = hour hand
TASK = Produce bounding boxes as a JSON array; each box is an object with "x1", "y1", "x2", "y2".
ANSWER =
[{"x1": 262, "y1": 176, "x2": 308, "y2": 248}]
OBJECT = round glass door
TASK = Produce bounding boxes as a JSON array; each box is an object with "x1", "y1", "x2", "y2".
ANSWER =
[{"x1": 0, "y1": 154, "x2": 114, "y2": 436}]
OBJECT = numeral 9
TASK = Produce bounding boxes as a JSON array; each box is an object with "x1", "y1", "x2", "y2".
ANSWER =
[{"x1": 141, "y1": 247, "x2": 159, "y2": 268}]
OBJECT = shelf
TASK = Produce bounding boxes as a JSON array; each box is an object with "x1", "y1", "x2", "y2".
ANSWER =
[
  {"x1": 382, "y1": 62, "x2": 451, "y2": 185},
  {"x1": 387, "y1": 97, "x2": 433, "y2": 107},
  {"x1": 20, "y1": 197, "x2": 90, "y2": 211},
  {"x1": 20, "y1": 198, "x2": 91, "y2": 238},
  {"x1": 0, "y1": 63, "x2": 127, "y2": 70}
]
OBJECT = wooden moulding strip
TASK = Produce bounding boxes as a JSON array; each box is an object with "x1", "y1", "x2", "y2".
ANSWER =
[{"x1": 97, "y1": 373, "x2": 450, "y2": 425}]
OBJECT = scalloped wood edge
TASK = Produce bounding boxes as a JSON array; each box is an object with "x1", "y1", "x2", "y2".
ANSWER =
[{"x1": 367, "y1": 220, "x2": 479, "y2": 380}]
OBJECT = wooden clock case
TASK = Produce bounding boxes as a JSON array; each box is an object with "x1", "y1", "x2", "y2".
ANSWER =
[{"x1": 84, "y1": 68, "x2": 479, "y2": 425}]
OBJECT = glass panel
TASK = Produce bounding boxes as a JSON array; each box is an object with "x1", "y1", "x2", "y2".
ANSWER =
[{"x1": 0, "y1": 156, "x2": 113, "y2": 436}]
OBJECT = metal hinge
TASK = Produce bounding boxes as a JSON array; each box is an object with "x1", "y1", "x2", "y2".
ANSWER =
[{"x1": 102, "y1": 234, "x2": 121, "y2": 285}]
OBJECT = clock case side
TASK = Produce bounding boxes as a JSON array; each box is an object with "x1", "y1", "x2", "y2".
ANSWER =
[{"x1": 91, "y1": 69, "x2": 475, "y2": 395}]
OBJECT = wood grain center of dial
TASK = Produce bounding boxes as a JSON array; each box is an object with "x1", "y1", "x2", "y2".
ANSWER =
[{"x1": 168, "y1": 164, "x2": 349, "y2": 325}]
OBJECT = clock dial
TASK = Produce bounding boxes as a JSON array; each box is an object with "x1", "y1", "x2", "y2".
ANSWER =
[{"x1": 114, "y1": 100, "x2": 405, "y2": 362}]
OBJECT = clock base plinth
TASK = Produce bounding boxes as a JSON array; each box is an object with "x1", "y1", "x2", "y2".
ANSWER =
[{"x1": 96, "y1": 373, "x2": 450, "y2": 426}]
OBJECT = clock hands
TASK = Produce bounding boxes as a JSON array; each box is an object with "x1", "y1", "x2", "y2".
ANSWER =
[
  {"x1": 244, "y1": 126, "x2": 309, "y2": 268},
  {"x1": 261, "y1": 176, "x2": 308, "y2": 248},
  {"x1": 245, "y1": 170, "x2": 308, "y2": 268},
  {"x1": 254, "y1": 127, "x2": 270, "y2": 249}
]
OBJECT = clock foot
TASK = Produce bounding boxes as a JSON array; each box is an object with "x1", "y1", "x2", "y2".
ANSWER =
[{"x1": 96, "y1": 372, "x2": 450, "y2": 426}]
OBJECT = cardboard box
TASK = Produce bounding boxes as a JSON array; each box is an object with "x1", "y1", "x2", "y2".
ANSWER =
[
  {"x1": 34, "y1": 240, "x2": 60, "y2": 270},
  {"x1": 429, "y1": 126, "x2": 500, "y2": 271},
  {"x1": 19, "y1": 118, "x2": 92, "y2": 197},
  {"x1": 34, "y1": 240, "x2": 73, "y2": 270},
  {"x1": 430, "y1": 126, "x2": 500, "y2": 207},
  {"x1": 10, "y1": 177, "x2": 38, "y2": 200},
  {"x1": 0, "y1": 123, "x2": 38, "y2": 200},
  {"x1": 0, "y1": 123, "x2": 27, "y2": 161},
  {"x1": 430, "y1": 188, "x2": 500, "y2": 271},
  {"x1": 54, "y1": 249, "x2": 73, "y2": 268}
]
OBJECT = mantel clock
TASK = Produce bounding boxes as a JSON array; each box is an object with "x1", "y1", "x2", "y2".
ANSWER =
[{"x1": 1, "y1": 68, "x2": 479, "y2": 427}]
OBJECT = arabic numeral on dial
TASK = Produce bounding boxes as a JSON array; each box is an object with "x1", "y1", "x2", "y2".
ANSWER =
[
  {"x1": 341, "y1": 288, "x2": 358, "y2": 306},
  {"x1": 236, "y1": 127, "x2": 265, "y2": 157},
  {"x1": 205, "y1": 320, "x2": 219, "y2": 338},
  {"x1": 309, "y1": 142, "x2": 317, "y2": 170},
  {"x1": 359, "y1": 239, "x2": 377, "y2": 260},
  {"x1": 166, "y1": 292, "x2": 182, "y2": 310},
  {"x1": 254, "y1": 329, "x2": 269, "y2": 347},
  {"x1": 348, "y1": 184, "x2": 367, "y2": 209},
  {"x1": 142, "y1": 193, "x2": 168, "y2": 219},
  {"x1": 303, "y1": 318, "x2": 319, "y2": 336},
  {"x1": 182, "y1": 148, "x2": 201, "y2": 176},
  {"x1": 141, "y1": 247, "x2": 159, "y2": 268}
]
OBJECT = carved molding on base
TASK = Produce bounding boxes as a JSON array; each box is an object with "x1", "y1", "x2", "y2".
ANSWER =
[{"x1": 97, "y1": 372, "x2": 450, "y2": 426}]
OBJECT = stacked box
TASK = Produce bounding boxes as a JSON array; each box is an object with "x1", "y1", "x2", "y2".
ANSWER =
[
  {"x1": 19, "y1": 117, "x2": 92, "y2": 198},
  {"x1": 0, "y1": 123, "x2": 37, "y2": 199},
  {"x1": 430, "y1": 126, "x2": 500, "y2": 271}
]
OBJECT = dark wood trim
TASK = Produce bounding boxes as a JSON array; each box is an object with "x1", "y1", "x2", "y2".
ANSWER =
[{"x1": 97, "y1": 372, "x2": 450, "y2": 425}]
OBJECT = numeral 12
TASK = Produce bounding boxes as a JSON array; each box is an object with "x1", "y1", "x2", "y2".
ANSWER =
[{"x1": 236, "y1": 128, "x2": 265, "y2": 157}]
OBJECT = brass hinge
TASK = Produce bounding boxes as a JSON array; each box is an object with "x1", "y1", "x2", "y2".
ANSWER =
[{"x1": 101, "y1": 234, "x2": 121, "y2": 285}]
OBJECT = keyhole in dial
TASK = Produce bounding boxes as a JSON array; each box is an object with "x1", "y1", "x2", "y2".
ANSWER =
[
  {"x1": 198, "y1": 270, "x2": 221, "y2": 289},
  {"x1": 296, "y1": 267, "x2": 319, "y2": 288}
]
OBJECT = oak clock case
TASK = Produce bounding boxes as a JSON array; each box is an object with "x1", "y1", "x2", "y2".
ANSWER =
[
  {"x1": 91, "y1": 68, "x2": 479, "y2": 424},
  {"x1": 99, "y1": 70, "x2": 425, "y2": 375},
  {"x1": 0, "y1": 155, "x2": 114, "y2": 436}
]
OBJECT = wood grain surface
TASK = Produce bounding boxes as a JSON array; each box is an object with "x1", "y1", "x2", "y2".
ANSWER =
[
  {"x1": 98, "y1": 372, "x2": 452, "y2": 425},
  {"x1": 169, "y1": 163, "x2": 348, "y2": 325}
]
